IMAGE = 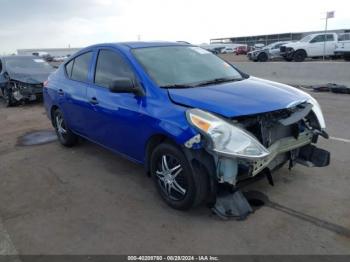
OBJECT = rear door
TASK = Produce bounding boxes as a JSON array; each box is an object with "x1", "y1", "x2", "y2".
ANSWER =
[
  {"x1": 325, "y1": 34, "x2": 337, "y2": 55},
  {"x1": 60, "y1": 51, "x2": 93, "y2": 135},
  {"x1": 86, "y1": 48, "x2": 145, "y2": 160}
]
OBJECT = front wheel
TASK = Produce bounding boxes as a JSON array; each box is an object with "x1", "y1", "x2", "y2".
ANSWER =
[
  {"x1": 293, "y1": 50, "x2": 306, "y2": 62},
  {"x1": 150, "y1": 143, "x2": 207, "y2": 210},
  {"x1": 257, "y1": 52, "x2": 268, "y2": 62},
  {"x1": 344, "y1": 55, "x2": 350, "y2": 61},
  {"x1": 3, "y1": 85, "x2": 16, "y2": 107},
  {"x1": 53, "y1": 108, "x2": 78, "y2": 147}
]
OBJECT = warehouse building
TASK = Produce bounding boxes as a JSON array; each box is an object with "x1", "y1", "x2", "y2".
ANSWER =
[
  {"x1": 211, "y1": 28, "x2": 350, "y2": 46},
  {"x1": 17, "y1": 47, "x2": 81, "y2": 57}
]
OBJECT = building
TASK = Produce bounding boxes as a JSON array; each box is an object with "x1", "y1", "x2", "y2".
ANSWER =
[
  {"x1": 210, "y1": 29, "x2": 350, "y2": 46},
  {"x1": 17, "y1": 48, "x2": 81, "y2": 57}
]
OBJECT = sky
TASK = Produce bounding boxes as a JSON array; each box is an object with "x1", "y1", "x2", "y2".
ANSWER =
[{"x1": 0, "y1": 0, "x2": 349, "y2": 54}]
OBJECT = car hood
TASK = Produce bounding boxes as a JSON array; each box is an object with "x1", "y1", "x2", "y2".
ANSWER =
[
  {"x1": 7, "y1": 72, "x2": 52, "y2": 84},
  {"x1": 167, "y1": 77, "x2": 310, "y2": 118},
  {"x1": 284, "y1": 42, "x2": 304, "y2": 49}
]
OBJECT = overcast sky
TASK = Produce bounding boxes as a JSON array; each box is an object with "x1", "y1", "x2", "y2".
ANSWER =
[{"x1": 0, "y1": 0, "x2": 349, "y2": 54}]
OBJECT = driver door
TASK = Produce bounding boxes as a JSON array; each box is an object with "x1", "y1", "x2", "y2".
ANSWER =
[{"x1": 86, "y1": 48, "x2": 145, "y2": 160}]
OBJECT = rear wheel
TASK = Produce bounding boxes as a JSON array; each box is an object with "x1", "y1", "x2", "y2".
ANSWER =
[
  {"x1": 150, "y1": 143, "x2": 207, "y2": 210},
  {"x1": 293, "y1": 50, "x2": 306, "y2": 62},
  {"x1": 53, "y1": 108, "x2": 78, "y2": 147},
  {"x1": 344, "y1": 55, "x2": 350, "y2": 61},
  {"x1": 257, "y1": 52, "x2": 268, "y2": 62}
]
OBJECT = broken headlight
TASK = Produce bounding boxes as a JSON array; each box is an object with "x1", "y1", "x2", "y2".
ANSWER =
[
  {"x1": 307, "y1": 96, "x2": 326, "y2": 129},
  {"x1": 186, "y1": 109, "x2": 270, "y2": 159}
]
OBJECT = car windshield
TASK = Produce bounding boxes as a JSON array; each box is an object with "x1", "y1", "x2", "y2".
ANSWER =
[
  {"x1": 132, "y1": 46, "x2": 243, "y2": 88},
  {"x1": 5, "y1": 57, "x2": 54, "y2": 73},
  {"x1": 299, "y1": 35, "x2": 313, "y2": 42}
]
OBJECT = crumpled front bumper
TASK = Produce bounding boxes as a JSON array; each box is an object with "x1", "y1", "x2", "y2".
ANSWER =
[{"x1": 11, "y1": 82, "x2": 43, "y2": 101}]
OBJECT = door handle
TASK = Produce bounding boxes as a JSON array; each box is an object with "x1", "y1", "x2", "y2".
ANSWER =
[
  {"x1": 89, "y1": 97, "x2": 99, "y2": 105},
  {"x1": 58, "y1": 89, "x2": 64, "y2": 96}
]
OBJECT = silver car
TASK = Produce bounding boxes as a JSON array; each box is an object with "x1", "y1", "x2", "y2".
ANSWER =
[{"x1": 248, "y1": 41, "x2": 289, "y2": 62}]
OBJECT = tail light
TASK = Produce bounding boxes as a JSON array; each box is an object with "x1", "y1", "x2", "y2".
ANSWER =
[{"x1": 43, "y1": 80, "x2": 49, "y2": 88}]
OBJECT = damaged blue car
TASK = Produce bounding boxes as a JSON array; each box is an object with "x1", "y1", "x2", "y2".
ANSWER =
[{"x1": 43, "y1": 42, "x2": 330, "y2": 219}]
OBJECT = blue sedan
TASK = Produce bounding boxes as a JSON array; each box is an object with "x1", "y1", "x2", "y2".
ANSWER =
[{"x1": 43, "y1": 42, "x2": 330, "y2": 219}]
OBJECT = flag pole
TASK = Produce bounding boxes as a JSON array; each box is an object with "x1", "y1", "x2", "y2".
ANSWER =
[{"x1": 323, "y1": 15, "x2": 328, "y2": 61}]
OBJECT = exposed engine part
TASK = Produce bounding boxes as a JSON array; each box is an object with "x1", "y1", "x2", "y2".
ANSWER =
[
  {"x1": 217, "y1": 157, "x2": 238, "y2": 184},
  {"x1": 279, "y1": 103, "x2": 312, "y2": 126}
]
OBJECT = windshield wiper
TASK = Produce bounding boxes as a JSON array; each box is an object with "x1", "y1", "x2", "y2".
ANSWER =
[
  {"x1": 160, "y1": 84, "x2": 194, "y2": 89},
  {"x1": 192, "y1": 77, "x2": 242, "y2": 87}
]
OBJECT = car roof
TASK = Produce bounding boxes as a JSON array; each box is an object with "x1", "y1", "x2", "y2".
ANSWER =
[{"x1": 86, "y1": 41, "x2": 190, "y2": 50}]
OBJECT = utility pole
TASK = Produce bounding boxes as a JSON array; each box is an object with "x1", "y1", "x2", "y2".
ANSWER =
[{"x1": 323, "y1": 11, "x2": 334, "y2": 61}]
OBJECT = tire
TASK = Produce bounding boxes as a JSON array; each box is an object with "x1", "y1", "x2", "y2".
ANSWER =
[
  {"x1": 344, "y1": 55, "x2": 350, "y2": 61},
  {"x1": 293, "y1": 50, "x2": 306, "y2": 62},
  {"x1": 3, "y1": 86, "x2": 15, "y2": 107},
  {"x1": 257, "y1": 52, "x2": 268, "y2": 62},
  {"x1": 284, "y1": 57, "x2": 293, "y2": 62},
  {"x1": 150, "y1": 142, "x2": 208, "y2": 210},
  {"x1": 53, "y1": 108, "x2": 78, "y2": 147}
]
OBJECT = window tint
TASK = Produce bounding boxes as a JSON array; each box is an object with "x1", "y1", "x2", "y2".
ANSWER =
[
  {"x1": 65, "y1": 59, "x2": 74, "y2": 78},
  {"x1": 311, "y1": 35, "x2": 325, "y2": 43},
  {"x1": 339, "y1": 34, "x2": 350, "y2": 41},
  {"x1": 94, "y1": 50, "x2": 134, "y2": 88},
  {"x1": 326, "y1": 34, "x2": 334, "y2": 41},
  {"x1": 71, "y1": 52, "x2": 92, "y2": 82}
]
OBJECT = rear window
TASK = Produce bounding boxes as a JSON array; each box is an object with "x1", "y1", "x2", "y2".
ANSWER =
[
  {"x1": 339, "y1": 34, "x2": 350, "y2": 41},
  {"x1": 65, "y1": 59, "x2": 74, "y2": 78},
  {"x1": 70, "y1": 52, "x2": 92, "y2": 82}
]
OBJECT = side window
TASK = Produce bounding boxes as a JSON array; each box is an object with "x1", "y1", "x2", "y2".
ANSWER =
[
  {"x1": 94, "y1": 50, "x2": 135, "y2": 88},
  {"x1": 310, "y1": 35, "x2": 325, "y2": 43},
  {"x1": 65, "y1": 59, "x2": 74, "y2": 78},
  {"x1": 71, "y1": 52, "x2": 92, "y2": 82},
  {"x1": 326, "y1": 34, "x2": 334, "y2": 41},
  {"x1": 0, "y1": 60, "x2": 2, "y2": 73}
]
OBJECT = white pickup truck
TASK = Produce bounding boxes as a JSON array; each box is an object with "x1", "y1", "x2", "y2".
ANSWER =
[
  {"x1": 280, "y1": 33, "x2": 338, "y2": 62},
  {"x1": 335, "y1": 33, "x2": 350, "y2": 61}
]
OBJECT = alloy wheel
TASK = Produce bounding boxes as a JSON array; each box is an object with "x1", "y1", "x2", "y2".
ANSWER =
[
  {"x1": 55, "y1": 113, "x2": 67, "y2": 137},
  {"x1": 155, "y1": 155, "x2": 187, "y2": 201}
]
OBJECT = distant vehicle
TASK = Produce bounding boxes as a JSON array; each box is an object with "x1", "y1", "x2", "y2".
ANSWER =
[
  {"x1": 253, "y1": 43, "x2": 265, "y2": 49},
  {"x1": 53, "y1": 56, "x2": 69, "y2": 62},
  {"x1": 234, "y1": 46, "x2": 248, "y2": 55},
  {"x1": 43, "y1": 42, "x2": 330, "y2": 217},
  {"x1": 335, "y1": 33, "x2": 350, "y2": 61},
  {"x1": 280, "y1": 33, "x2": 338, "y2": 62},
  {"x1": 207, "y1": 47, "x2": 224, "y2": 54},
  {"x1": 247, "y1": 41, "x2": 289, "y2": 62},
  {"x1": 221, "y1": 47, "x2": 235, "y2": 54},
  {"x1": 0, "y1": 56, "x2": 55, "y2": 106},
  {"x1": 31, "y1": 51, "x2": 54, "y2": 62}
]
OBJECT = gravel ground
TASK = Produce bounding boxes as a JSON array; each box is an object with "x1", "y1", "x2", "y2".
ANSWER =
[{"x1": 0, "y1": 88, "x2": 349, "y2": 255}]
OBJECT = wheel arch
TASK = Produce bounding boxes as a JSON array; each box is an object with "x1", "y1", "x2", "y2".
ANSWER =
[
  {"x1": 50, "y1": 105, "x2": 59, "y2": 127},
  {"x1": 144, "y1": 133, "x2": 175, "y2": 175},
  {"x1": 295, "y1": 48, "x2": 308, "y2": 57},
  {"x1": 145, "y1": 133, "x2": 217, "y2": 206}
]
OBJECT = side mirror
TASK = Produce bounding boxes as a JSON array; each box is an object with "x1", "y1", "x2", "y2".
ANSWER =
[{"x1": 109, "y1": 78, "x2": 144, "y2": 96}]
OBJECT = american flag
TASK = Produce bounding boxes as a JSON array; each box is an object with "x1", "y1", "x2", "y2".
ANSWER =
[{"x1": 327, "y1": 11, "x2": 335, "y2": 19}]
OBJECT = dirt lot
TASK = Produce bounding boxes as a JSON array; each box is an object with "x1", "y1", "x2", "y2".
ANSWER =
[{"x1": 0, "y1": 90, "x2": 350, "y2": 255}]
